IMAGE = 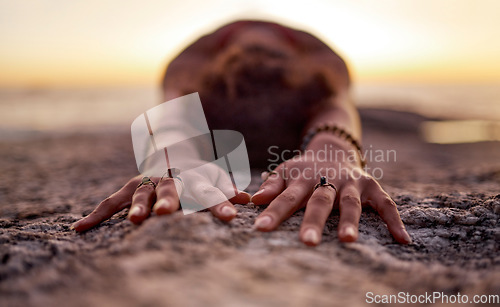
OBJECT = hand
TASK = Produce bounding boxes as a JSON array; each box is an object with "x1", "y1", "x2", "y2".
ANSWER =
[
  {"x1": 251, "y1": 137, "x2": 411, "y2": 246},
  {"x1": 71, "y1": 161, "x2": 251, "y2": 232}
]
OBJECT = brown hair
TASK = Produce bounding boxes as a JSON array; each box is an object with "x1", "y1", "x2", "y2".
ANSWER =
[
  {"x1": 200, "y1": 42, "x2": 334, "y2": 105},
  {"x1": 196, "y1": 42, "x2": 336, "y2": 166}
]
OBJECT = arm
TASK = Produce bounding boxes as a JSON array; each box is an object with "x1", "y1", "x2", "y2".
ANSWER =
[
  {"x1": 72, "y1": 29, "x2": 250, "y2": 232},
  {"x1": 251, "y1": 38, "x2": 411, "y2": 245}
]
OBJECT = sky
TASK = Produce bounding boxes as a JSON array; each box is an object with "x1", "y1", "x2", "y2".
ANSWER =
[{"x1": 1, "y1": 0, "x2": 500, "y2": 88}]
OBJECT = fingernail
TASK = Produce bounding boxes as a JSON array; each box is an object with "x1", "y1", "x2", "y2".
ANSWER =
[
  {"x1": 254, "y1": 215, "x2": 272, "y2": 229},
  {"x1": 221, "y1": 206, "x2": 237, "y2": 217},
  {"x1": 129, "y1": 206, "x2": 143, "y2": 217},
  {"x1": 155, "y1": 199, "x2": 172, "y2": 211},
  {"x1": 238, "y1": 191, "x2": 251, "y2": 199},
  {"x1": 251, "y1": 189, "x2": 265, "y2": 200},
  {"x1": 303, "y1": 228, "x2": 320, "y2": 245},
  {"x1": 343, "y1": 226, "x2": 356, "y2": 239},
  {"x1": 401, "y1": 229, "x2": 412, "y2": 244}
]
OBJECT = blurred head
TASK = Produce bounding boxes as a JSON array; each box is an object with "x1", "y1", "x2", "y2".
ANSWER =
[
  {"x1": 168, "y1": 22, "x2": 341, "y2": 166},
  {"x1": 199, "y1": 30, "x2": 332, "y2": 165},
  {"x1": 201, "y1": 25, "x2": 334, "y2": 103}
]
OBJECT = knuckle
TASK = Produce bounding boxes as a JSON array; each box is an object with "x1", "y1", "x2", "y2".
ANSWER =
[
  {"x1": 361, "y1": 175, "x2": 377, "y2": 187},
  {"x1": 279, "y1": 188, "x2": 300, "y2": 203},
  {"x1": 348, "y1": 168, "x2": 364, "y2": 180},
  {"x1": 280, "y1": 193, "x2": 297, "y2": 204},
  {"x1": 381, "y1": 197, "x2": 396, "y2": 209},
  {"x1": 344, "y1": 176, "x2": 356, "y2": 185},
  {"x1": 100, "y1": 197, "x2": 112, "y2": 206},
  {"x1": 128, "y1": 176, "x2": 143, "y2": 186},
  {"x1": 340, "y1": 194, "x2": 361, "y2": 207},
  {"x1": 311, "y1": 191, "x2": 334, "y2": 204},
  {"x1": 88, "y1": 208, "x2": 104, "y2": 219},
  {"x1": 98, "y1": 197, "x2": 116, "y2": 209}
]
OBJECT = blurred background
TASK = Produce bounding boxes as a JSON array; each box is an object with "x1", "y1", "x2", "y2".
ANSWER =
[{"x1": 1, "y1": 0, "x2": 499, "y2": 142}]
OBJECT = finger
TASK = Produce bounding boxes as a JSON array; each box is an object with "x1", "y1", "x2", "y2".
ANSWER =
[
  {"x1": 71, "y1": 176, "x2": 141, "y2": 232},
  {"x1": 370, "y1": 192, "x2": 412, "y2": 244},
  {"x1": 213, "y1": 177, "x2": 251, "y2": 220},
  {"x1": 153, "y1": 177, "x2": 181, "y2": 215},
  {"x1": 129, "y1": 180, "x2": 157, "y2": 224},
  {"x1": 260, "y1": 171, "x2": 269, "y2": 181},
  {"x1": 300, "y1": 185, "x2": 337, "y2": 246},
  {"x1": 190, "y1": 182, "x2": 238, "y2": 221},
  {"x1": 209, "y1": 201, "x2": 238, "y2": 222},
  {"x1": 212, "y1": 177, "x2": 252, "y2": 220},
  {"x1": 251, "y1": 167, "x2": 286, "y2": 205},
  {"x1": 254, "y1": 183, "x2": 310, "y2": 231},
  {"x1": 229, "y1": 191, "x2": 251, "y2": 204},
  {"x1": 215, "y1": 175, "x2": 251, "y2": 205},
  {"x1": 337, "y1": 186, "x2": 362, "y2": 243}
]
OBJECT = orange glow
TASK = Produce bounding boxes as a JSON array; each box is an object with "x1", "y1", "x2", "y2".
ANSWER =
[{"x1": 1, "y1": 0, "x2": 499, "y2": 88}]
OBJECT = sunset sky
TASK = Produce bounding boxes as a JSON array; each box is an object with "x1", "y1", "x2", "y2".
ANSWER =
[{"x1": 1, "y1": 0, "x2": 499, "y2": 88}]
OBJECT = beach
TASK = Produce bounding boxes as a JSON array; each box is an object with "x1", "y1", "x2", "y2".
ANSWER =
[{"x1": 0, "y1": 87, "x2": 499, "y2": 306}]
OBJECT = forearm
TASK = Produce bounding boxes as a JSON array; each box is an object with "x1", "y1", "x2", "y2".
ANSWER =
[
  {"x1": 303, "y1": 94, "x2": 363, "y2": 166},
  {"x1": 301, "y1": 42, "x2": 360, "y2": 143},
  {"x1": 306, "y1": 99, "x2": 360, "y2": 135}
]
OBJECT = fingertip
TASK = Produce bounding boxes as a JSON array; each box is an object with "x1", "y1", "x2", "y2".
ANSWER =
[
  {"x1": 128, "y1": 206, "x2": 148, "y2": 224},
  {"x1": 250, "y1": 189, "x2": 268, "y2": 204},
  {"x1": 398, "y1": 228, "x2": 412, "y2": 244},
  {"x1": 210, "y1": 203, "x2": 237, "y2": 222},
  {"x1": 71, "y1": 219, "x2": 92, "y2": 232},
  {"x1": 153, "y1": 199, "x2": 177, "y2": 215},
  {"x1": 70, "y1": 221, "x2": 80, "y2": 232},
  {"x1": 301, "y1": 228, "x2": 321, "y2": 246},
  {"x1": 220, "y1": 205, "x2": 237, "y2": 221},
  {"x1": 230, "y1": 191, "x2": 251, "y2": 204},
  {"x1": 253, "y1": 215, "x2": 274, "y2": 231},
  {"x1": 338, "y1": 225, "x2": 358, "y2": 243}
]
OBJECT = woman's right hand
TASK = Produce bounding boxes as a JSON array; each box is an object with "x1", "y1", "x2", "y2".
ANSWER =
[{"x1": 71, "y1": 162, "x2": 251, "y2": 232}]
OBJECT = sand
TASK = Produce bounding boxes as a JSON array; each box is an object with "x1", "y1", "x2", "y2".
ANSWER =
[{"x1": 0, "y1": 108, "x2": 499, "y2": 307}]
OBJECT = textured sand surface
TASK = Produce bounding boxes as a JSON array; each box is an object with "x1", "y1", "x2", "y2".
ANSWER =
[{"x1": 0, "y1": 109, "x2": 499, "y2": 306}]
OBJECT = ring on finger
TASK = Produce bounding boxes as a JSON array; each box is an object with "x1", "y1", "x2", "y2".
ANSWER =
[
  {"x1": 137, "y1": 176, "x2": 157, "y2": 189},
  {"x1": 161, "y1": 168, "x2": 183, "y2": 184},
  {"x1": 264, "y1": 171, "x2": 278, "y2": 181},
  {"x1": 313, "y1": 176, "x2": 337, "y2": 193},
  {"x1": 160, "y1": 168, "x2": 184, "y2": 195},
  {"x1": 161, "y1": 168, "x2": 181, "y2": 179}
]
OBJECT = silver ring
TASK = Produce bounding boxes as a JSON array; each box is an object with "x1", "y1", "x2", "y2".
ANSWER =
[
  {"x1": 137, "y1": 176, "x2": 157, "y2": 189},
  {"x1": 160, "y1": 169, "x2": 184, "y2": 195},
  {"x1": 161, "y1": 168, "x2": 181, "y2": 181}
]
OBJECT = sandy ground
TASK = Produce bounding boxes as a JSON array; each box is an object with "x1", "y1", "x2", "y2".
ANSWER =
[{"x1": 0, "y1": 108, "x2": 499, "y2": 306}]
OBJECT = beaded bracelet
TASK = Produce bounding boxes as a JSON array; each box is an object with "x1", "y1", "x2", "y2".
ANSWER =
[{"x1": 300, "y1": 123, "x2": 366, "y2": 167}]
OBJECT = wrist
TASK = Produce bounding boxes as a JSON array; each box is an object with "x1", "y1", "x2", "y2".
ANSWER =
[
  {"x1": 305, "y1": 133, "x2": 361, "y2": 166},
  {"x1": 307, "y1": 132, "x2": 351, "y2": 151},
  {"x1": 301, "y1": 124, "x2": 365, "y2": 167}
]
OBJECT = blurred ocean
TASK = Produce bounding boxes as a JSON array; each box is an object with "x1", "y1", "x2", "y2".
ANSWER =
[
  {"x1": 0, "y1": 87, "x2": 159, "y2": 137},
  {"x1": 353, "y1": 83, "x2": 500, "y2": 121},
  {"x1": 0, "y1": 84, "x2": 498, "y2": 137}
]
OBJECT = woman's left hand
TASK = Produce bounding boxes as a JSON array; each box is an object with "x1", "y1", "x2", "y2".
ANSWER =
[{"x1": 250, "y1": 137, "x2": 412, "y2": 246}]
